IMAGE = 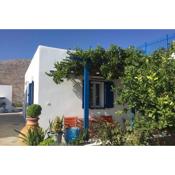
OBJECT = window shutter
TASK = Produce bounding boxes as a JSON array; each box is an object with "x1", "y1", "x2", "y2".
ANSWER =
[
  {"x1": 31, "y1": 81, "x2": 34, "y2": 104},
  {"x1": 28, "y1": 81, "x2": 34, "y2": 105},
  {"x1": 27, "y1": 84, "x2": 30, "y2": 105},
  {"x1": 104, "y1": 81, "x2": 114, "y2": 108},
  {"x1": 28, "y1": 83, "x2": 32, "y2": 105}
]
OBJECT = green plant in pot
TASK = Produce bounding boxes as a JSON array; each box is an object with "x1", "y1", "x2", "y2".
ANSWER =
[
  {"x1": 15, "y1": 127, "x2": 45, "y2": 146},
  {"x1": 18, "y1": 104, "x2": 42, "y2": 142},
  {"x1": 48, "y1": 116, "x2": 64, "y2": 144},
  {"x1": 26, "y1": 104, "x2": 42, "y2": 127}
]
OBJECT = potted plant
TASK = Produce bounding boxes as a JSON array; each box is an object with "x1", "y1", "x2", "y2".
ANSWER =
[
  {"x1": 18, "y1": 104, "x2": 42, "y2": 143},
  {"x1": 15, "y1": 127, "x2": 45, "y2": 146},
  {"x1": 48, "y1": 116, "x2": 64, "y2": 144},
  {"x1": 26, "y1": 104, "x2": 42, "y2": 127}
]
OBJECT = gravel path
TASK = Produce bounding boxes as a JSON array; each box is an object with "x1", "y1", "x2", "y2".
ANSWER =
[{"x1": 0, "y1": 112, "x2": 25, "y2": 146}]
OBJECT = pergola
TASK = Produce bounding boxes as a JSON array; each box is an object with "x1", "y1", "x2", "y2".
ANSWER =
[{"x1": 70, "y1": 56, "x2": 90, "y2": 133}]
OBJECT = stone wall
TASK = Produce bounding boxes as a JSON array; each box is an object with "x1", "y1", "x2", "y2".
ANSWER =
[{"x1": 0, "y1": 59, "x2": 30, "y2": 105}]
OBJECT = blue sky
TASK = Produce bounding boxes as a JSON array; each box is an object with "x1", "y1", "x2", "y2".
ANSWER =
[{"x1": 0, "y1": 29, "x2": 175, "y2": 60}]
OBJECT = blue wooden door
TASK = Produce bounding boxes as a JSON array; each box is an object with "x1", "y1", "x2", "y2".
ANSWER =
[{"x1": 28, "y1": 81, "x2": 34, "y2": 105}]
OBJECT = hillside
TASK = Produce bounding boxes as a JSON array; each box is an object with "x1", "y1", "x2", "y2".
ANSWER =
[{"x1": 0, "y1": 59, "x2": 31, "y2": 105}]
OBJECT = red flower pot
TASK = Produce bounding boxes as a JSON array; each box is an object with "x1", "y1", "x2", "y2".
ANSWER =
[{"x1": 26, "y1": 117, "x2": 39, "y2": 127}]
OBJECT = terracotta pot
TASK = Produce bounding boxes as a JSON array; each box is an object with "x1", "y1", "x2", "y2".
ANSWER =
[
  {"x1": 19, "y1": 117, "x2": 40, "y2": 142},
  {"x1": 26, "y1": 117, "x2": 39, "y2": 127}
]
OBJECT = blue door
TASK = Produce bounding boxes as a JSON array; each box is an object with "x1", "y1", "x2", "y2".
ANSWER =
[{"x1": 28, "y1": 81, "x2": 34, "y2": 105}]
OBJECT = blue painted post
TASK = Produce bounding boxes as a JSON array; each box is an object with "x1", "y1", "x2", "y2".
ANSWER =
[{"x1": 83, "y1": 64, "x2": 89, "y2": 131}]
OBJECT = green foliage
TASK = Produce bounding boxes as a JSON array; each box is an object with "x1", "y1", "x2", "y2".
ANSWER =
[
  {"x1": 92, "y1": 121, "x2": 125, "y2": 145},
  {"x1": 117, "y1": 42, "x2": 175, "y2": 134},
  {"x1": 47, "y1": 45, "x2": 142, "y2": 83},
  {"x1": 49, "y1": 116, "x2": 63, "y2": 133},
  {"x1": 13, "y1": 102, "x2": 22, "y2": 107},
  {"x1": 15, "y1": 127, "x2": 45, "y2": 146},
  {"x1": 91, "y1": 118, "x2": 154, "y2": 146},
  {"x1": 27, "y1": 104, "x2": 42, "y2": 118},
  {"x1": 68, "y1": 130, "x2": 85, "y2": 145},
  {"x1": 39, "y1": 137, "x2": 56, "y2": 146},
  {"x1": 124, "y1": 116, "x2": 154, "y2": 145},
  {"x1": 68, "y1": 129, "x2": 89, "y2": 145}
]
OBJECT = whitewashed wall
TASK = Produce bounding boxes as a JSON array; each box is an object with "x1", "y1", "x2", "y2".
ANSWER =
[
  {"x1": 37, "y1": 46, "x2": 83, "y2": 128},
  {"x1": 24, "y1": 47, "x2": 40, "y2": 104},
  {"x1": 24, "y1": 46, "x2": 40, "y2": 117},
  {"x1": 0, "y1": 85, "x2": 12, "y2": 111},
  {"x1": 25, "y1": 45, "x2": 128, "y2": 129}
]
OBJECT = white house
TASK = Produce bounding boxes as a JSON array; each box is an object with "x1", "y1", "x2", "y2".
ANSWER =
[
  {"x1": 24, "y1": 45, "x2": 127, "y2": 129},
  {"x1": 0, "y1": 85, "x2": 12, "y2": 112}
]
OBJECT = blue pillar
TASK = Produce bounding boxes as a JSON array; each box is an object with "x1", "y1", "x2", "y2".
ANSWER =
[{"x1": 83, "y1": 64, "x2": 89, "y2": 130}]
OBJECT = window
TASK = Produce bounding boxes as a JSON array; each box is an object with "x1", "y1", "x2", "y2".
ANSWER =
[
  {"x1": 82, "y1": 80, "x2": 114, "y2": 109},
  {"x1": 90, "y1": 81, "x2": 104, "y2": 108}
]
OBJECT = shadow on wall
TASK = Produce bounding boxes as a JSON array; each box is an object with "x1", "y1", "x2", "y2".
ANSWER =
[{"x1": 71, "y1": 79, "x2": 82, "y2": 99}]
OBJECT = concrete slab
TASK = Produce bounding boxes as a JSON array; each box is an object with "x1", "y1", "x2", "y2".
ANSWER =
[{"x1": 0, "y1": 112, "x2": 25, "y2": 146}]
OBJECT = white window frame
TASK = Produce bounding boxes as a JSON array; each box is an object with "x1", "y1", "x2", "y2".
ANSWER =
[{"x1": 90, "y1": 81, "x2": 104, "y2": 108}]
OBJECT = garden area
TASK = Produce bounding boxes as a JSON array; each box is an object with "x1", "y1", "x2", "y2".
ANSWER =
[{"x1": 20, "y1": 41, "x2": 175, "y2": 146}]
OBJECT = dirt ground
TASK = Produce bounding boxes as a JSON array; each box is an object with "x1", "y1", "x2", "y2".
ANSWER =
[{"x1": 0, "y1": 112, "x2": 25, "y2": 146}]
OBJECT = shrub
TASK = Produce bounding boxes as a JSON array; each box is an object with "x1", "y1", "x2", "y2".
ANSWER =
[
  {"x1": 39, "y1": 138, "x2": 56, "y2": 146},
  {"x1": 92, "y1": 121, "x2": 125, "y2": 145},
  {"x1": 27, "y1": 104, "x2": 42, "y2": 118},
  {"x1": 117, "y1": 44, "x2": 175, "y2": 134},
  {"x1": 123, "y1": 117, "x2": 152, "y2": 145},
  {"x1": 15, "y1": 127, "x2": 45, "y2": 146},
  {"x1": 91, "y1": 117, "x2": 154, "y2": 146},
  {"x1": 68, "y1": 129, "x2": 87, "y2": 145},
  {"x1": 49, "y1": 116, "x2": 63, "y2": 133}
]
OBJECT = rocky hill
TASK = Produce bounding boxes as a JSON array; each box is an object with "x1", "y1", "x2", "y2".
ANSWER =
[{"x1": 0, "y1": 59, "x2": 31, "y2": 105}]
